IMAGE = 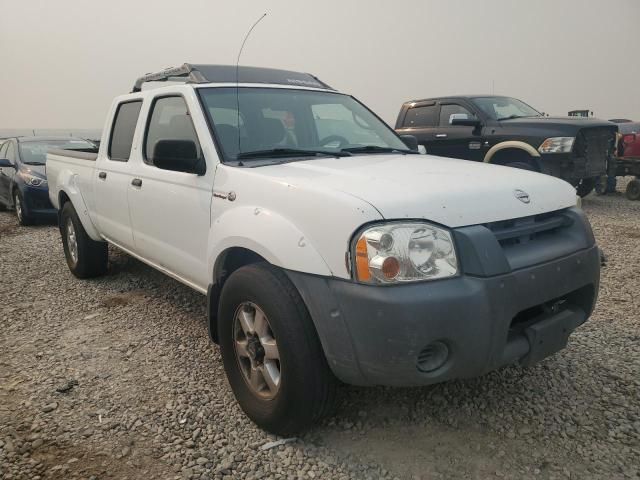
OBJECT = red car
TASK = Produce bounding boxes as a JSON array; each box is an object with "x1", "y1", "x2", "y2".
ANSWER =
[
  {"x1": 614, "y1": 122, "x2": 640, "y2": 200},
  {"x1": 618, "y1": 122, "x2": 640, "y2": 159}
]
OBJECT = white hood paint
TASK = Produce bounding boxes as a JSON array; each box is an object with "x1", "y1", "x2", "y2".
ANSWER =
[{"x1": 258, "y1": 154, "x2": 577, "y2": 227}]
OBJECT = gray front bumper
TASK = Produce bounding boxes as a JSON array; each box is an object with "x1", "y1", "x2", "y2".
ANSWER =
[{"x1": 286, "y1": 210, "x2": 600, "y2": 387}]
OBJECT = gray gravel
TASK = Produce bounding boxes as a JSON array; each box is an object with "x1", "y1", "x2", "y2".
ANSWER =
[{"x1": 1, "y1": 183, "x2": 639, "y2": 480}]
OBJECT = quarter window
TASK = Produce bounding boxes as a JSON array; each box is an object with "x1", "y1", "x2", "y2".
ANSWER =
[
  {"x1": 439, "y1": 104, "x2": 476, "y2": 126},
  {"x1": 109, "y1": 101, "x2": 143, "y2": 161},
  {"x1": 5, "y1": 142, "x2": 16, "y2": 164},
  {"x1": 403, "y1": 105, "x2": 438, "y2": 128},
  {"x1": 144, "y1": 96, "x2": 202, "y2": 165}
]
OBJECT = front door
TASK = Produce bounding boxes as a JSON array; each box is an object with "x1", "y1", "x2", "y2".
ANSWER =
[
  {"x1": 127, "y1": 95, "x2": 214, "y2": 290},
  {"x1": 0, "y1": 141, "x2": 18, "y2": 204},
  {"x1": 93, "y1": 100, "x2": 143, "y2": 250},
  {"x1": 428, "y1": 103, "x2": 484, "y2": 161}
]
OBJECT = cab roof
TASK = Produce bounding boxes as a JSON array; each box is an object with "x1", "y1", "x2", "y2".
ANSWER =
[{"x1": 132, "y1": 64, "x2": 333, "y2": 92}]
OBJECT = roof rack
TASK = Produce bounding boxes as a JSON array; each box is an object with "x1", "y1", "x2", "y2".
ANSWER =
[{"x1": 131, "y1": 63, "x2": 333, "y2": 92}]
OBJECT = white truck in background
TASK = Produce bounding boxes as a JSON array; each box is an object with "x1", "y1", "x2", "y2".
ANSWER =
[{"x1": 47, "y1": 64, "x2": 601, "y2": 434}]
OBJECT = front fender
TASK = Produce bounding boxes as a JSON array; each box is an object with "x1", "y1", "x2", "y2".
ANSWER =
[
  {"x1": 207, "y1": 205, "x2": 333, "y2": 280},
  {"x1": 53, "y1": 169, "x2": 101, "y2": 241}
]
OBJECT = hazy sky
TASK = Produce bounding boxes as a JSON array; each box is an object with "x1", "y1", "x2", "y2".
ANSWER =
[{"x1": 1, "y1": 0, "x2": 639, "y2": 130}]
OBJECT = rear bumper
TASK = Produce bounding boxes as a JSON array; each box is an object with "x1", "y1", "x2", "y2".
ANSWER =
[{"x1": 287, "y1": 242, "x2": 599, "y2": 387}]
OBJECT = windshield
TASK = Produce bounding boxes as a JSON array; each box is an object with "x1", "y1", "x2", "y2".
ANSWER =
[
  {"x1": 471, "y1": 97, "x2": 542, "y2": 121},
  {"x1": 19, "y1": 139, "x2": 95, "y2": 164},
  {"x1": 199, "y1": 87, "x2": 410, "y2": 162}
]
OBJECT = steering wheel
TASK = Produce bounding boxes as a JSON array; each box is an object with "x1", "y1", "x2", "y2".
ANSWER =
[{"x1": 319, "y1": 135, "x2": 349, "y2": 149}]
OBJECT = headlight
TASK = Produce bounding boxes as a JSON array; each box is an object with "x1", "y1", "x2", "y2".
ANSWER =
[
  {"x1": 21, "y1": 173, "x2": 47, "y2": 187},
  {"x1": 352, "y1": 222, "x2": 458, "y2": 284},
  {"x1": 538, "y1": 137, "x2": 574, "y2": 153}
]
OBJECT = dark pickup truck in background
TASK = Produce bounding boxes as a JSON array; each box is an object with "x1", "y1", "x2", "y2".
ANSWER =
[{"x1": 395, "y1": 95, "x2": 618, "y2": 197}]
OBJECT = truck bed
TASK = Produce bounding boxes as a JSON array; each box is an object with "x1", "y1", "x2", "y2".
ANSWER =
[{"x1": 46, "y1": 148, "x2": 99, "y2": 211}]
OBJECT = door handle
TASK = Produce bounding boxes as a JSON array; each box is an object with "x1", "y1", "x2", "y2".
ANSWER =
[
  {"x1": 131, "y1": 178, "x2": 142, "y2": 187},
  {"x1": 98, "y1": 172, "x2": 107, "y2": 180},
  {"x1": 435, "y1": 133, "x2": 448, "y2": 138}
]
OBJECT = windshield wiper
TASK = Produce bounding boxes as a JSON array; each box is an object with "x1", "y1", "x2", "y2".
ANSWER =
[
  {"x1": 341, "y1": 145, "x2": 415, "y2": 154},
  {"x1": 237, "y1": 148, "x2": 351, "y2": 160},
  {"x1": 497, "y1": 114, "x2": 539, "y2": 121},
  {"x1": 23, "y1": 162, "x2": 45, "y2": 165}
]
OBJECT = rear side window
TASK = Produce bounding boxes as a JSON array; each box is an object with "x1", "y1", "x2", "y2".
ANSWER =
[
  {"x1": 108, "y1": 101, "x2": 143, "y2": 161},
  {"x1": 5, "y1": 142, "x2": 16, "y2": 164},
  {"x1": 439, "y1": 104, "x2": 476, "y2": 126},
  {"x1": 144, "y1": 96, "x2": 201, "y2": 165},
  {"x1": 403, "y1": 105, "x2": 438, "y2": 128}
]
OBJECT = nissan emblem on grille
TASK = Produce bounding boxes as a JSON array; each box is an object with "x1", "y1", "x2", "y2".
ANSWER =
[{"x1": 514, "y1": 189, "x2": 530, "y2": 204}]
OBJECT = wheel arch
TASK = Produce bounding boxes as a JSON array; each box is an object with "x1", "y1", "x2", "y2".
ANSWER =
[
  {"x1": 56, "y1": 183, "x2": 102, "y2": 241},
  {"x1": 484, "y1": 141, "x2": 540, "y2": 164}
]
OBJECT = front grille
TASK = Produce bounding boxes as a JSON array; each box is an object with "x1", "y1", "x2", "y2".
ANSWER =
[
  {"x1": 573, "y1": 127, "x2": 615, "y2": 175},
  {"x1": 485, "y1": 209, "x2": 572, "y2": 248}
]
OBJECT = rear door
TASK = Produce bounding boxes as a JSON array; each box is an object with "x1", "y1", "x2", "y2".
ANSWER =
[
  {"x1": 127, "y1": 94, "x2": 214, "y2": 290},
  {"x1": 429, "y1": 102, "x2": 483, "y2": 160},
  {"x1": 93, "y1": 100, "x2": 143, "y2": 250},
  {"x1": 396, "y1": 102, "x2": 439, "y2": 152}
]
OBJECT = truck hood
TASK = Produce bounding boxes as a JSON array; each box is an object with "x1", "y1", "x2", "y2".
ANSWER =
[
  {"x1": 259, "y1": 154, "x2": 577, "y2": 228},
  {"x1": 501, "y1": 116, "x2": 616, "y2": 130}
]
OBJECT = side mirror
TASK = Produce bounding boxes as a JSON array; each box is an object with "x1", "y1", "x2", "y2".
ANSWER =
[
  {"x1": 152, "y1": 139, "x2": 205, "y2": 175},
  {"x1": 0, "y1": 158, "x2": 14, "y2": 168},
  {"x1": 450, "y1": 113, "x2": 481, "y2": 127},
  {"x1": 623, "y1": 134, "x2": 636, "y2": 144},
  {"x1": 399, "y1": 134, "x2": 419, "y2": 152}
]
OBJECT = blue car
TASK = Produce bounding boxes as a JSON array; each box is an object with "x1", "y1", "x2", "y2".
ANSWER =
[{"x1": 0, "y1": 136, "x2": 96, "y2": 225}]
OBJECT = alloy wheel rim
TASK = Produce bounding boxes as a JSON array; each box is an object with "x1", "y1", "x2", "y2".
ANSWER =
[
  {"x1": 233, "y1": 302, "x2": 281, "y2": 399},
  {"x1": 15, "y1": 196, "x2": 22, "y2": 222},
  {"x1": 66, "y1": 219, "x2": 78, "y2": 265}
]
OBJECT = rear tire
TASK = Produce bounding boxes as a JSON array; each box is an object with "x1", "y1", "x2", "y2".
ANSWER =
[
  {"x1": 13, "y1": 190, "x2": 32, "y2": 226},
  {"x1": 218, "y1": 263, "x2": 337, "y2": 435},
  {"x1": 626, "y1": 179, "x2": 640, "y2": 201},
  {"x1": 60, "y1": 202, "x2": 108, "y2": 278},
  {"x1": 576, "y1": 177, "x2": 596, "y2": 198}
]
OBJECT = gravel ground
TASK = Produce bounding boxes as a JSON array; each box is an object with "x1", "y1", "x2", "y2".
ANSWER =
[{"x1": 1, "y1": 183, "x2": 639, "y2": 480}]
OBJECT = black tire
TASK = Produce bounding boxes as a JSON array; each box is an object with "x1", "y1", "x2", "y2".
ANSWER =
[
  {"x1": 13, "y1": 190, "x2": 32, "y2": 226},
  {"x1": 504, "y1": 161, "x2": 536, "y2": 172},
  {"x1": 576, "y1": 177, "x2": 597, "y2": 198},
  {"x1": 60, "y1": 201, "x2": 108, "y2": 278},
  {"x1": 218, "y1": 263, "x2": 337, "y2": 435},
  {"x1": 626, "y1": 179, "x2": 640, "y2": 201}
]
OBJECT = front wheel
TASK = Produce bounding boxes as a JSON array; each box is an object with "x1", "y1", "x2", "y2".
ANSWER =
[
  {"x1": 218, "y1": 263, "x2": 337, "y2": 435},
  {"x1": 13, "y1": 190, "x2": 32, "y2": 226},
  {"x1": 60, "y1": 202, "x2": 108, "y2": 278}
]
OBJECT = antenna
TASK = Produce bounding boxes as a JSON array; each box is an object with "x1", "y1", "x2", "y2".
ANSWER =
[{"x1": 236, "y1": 12, "x2": 267, "y2": 159}]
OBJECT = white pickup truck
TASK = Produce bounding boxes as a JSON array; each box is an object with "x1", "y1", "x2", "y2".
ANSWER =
[{"x1": 47, "y1": 64, "x2": 601, "y2": 434}]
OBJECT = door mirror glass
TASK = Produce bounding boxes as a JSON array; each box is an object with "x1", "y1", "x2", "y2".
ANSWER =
[
  {"x1": 0, "y1": 158, "x2": 14, "y2": 168},
  {"x1": 152, "y1": 140, "x2": 204, "y2": 175}
]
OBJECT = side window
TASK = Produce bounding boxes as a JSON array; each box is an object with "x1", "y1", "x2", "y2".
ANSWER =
[
  {"x1": 144, "y1": 96, "x2": 202, "y2": 166},
  {"x1": 109, "y1": 101, "x2": 143, "y2": 161},
  {"x1": 439, "y1": 104, "x2": 476, "y2": 126},
  {"x1": 403, "y1": 105, "x2": 438, "y2": 128},
  {"x1": 0, "y1": 142, "x2": 8, "y2": 159}
]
